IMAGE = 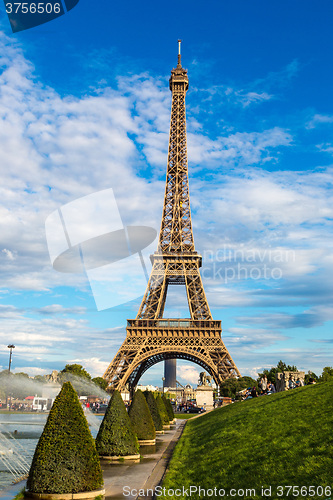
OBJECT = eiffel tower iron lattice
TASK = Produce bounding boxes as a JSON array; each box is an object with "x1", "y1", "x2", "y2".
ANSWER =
[{"x1": 103, "y1": 42, "x2": 241, "y2": 391}]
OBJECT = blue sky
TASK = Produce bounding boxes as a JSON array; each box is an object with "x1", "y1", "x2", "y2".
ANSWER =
[{"x1": 0, "y1": 0, "x2": 332, "y2": 387}]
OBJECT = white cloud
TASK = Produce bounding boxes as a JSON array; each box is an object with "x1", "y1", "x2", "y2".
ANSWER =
[
  {"x1": 177, "y1": 364, "x2": 200, "y2": 385},
  {"x1": 187, "y1": 127, "x2": 292, "y2": 168},
  {"x1": 237, "y1": 91, "x2": 272, "y2": 108},
  {"x1": 12, "y1": 366, "x2": 49, "y2": 376},
  {"x1": 68, "y1": 357, "x2": 109, "y2": 378},
  {"x1": 306, "y1": 114, "x2": 333, "y2": 129}
]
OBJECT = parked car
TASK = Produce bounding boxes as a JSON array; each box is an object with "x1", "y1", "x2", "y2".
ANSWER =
[
  {"x1": 92, "y1": 404, "x2": 108, "y2": 413},
  {"x1": 186, "y1": 406, "x2": 205, "y2": 414}
]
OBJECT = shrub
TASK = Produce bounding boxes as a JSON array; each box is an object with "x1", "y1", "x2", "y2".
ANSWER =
[
  {"x1": 155, "y1": 394, "x2": 170, "y2": 425},
  {"x1": 26, "y1": 381, "x2": 103, "y2": 494},
  {"x1": 144, "y1": 391, "x2": 163, "y2": 431},
  {"x1": 95, "y1": 390, "x2": 139, "y2": 456},
  {"x1": 129, "y1": 390, "x2": 156, "y2": 440},
  {"x1": 162, "y1": 395, "x2": 174, "y2": 420}
]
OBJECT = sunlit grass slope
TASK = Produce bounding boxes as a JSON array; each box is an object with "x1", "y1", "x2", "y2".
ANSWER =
[{"x1": 162, "y1": 381, "x2": 333, "y2": 499}]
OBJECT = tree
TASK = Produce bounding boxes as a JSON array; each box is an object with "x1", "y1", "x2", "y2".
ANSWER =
[
  {"x1": 257, "y1": 361, "x2": 298, "y2": 385},
  {"x1": 220, "y1": 377, "x2": 257, "y2": 398},
  {"x1": 144, "y1": 391, "x2": 163, "y2": 431},
  {"x1": 155, "y1": 395, "x2": 170, "y2": 425},
  {"x1": 60, "y1": 364, "x2": 91, "y2": 380},
  {"x1": 320, "y1": 367, "x2": 333, "y2": 382},
  {"x1": 92, "y1": 377, "x2": 108, "y2": 391},
  {"x1": 95, "y1": 390, "x2": 139, "y2": 457},
  {"x1": 162, "y1": 395, "x2": 174, "y2": 420},
  {"x1": 129, "y1": 390, "x2": 156, "y2": 441},
  {"x1": 26, "y1": 382, "x2": 103, "y2": 494},
  {"x1": 305, "y1": 371, "x2": 319, "y2": 385}
]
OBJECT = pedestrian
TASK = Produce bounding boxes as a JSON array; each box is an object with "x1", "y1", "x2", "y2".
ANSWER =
[
  {"x1": 251, "y1": 386, "x2": 258, "y2": 398},
  {"x1": 288, "y1": 376, "x2": 295, "y2": 390},
  {"x1": 261, "y1": 376, "x2": 267, "y2": 394}
]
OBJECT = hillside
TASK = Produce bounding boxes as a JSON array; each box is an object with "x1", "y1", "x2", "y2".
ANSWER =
[{"x1": 162, "y1": 381, "x2": 333, "y2": 499}]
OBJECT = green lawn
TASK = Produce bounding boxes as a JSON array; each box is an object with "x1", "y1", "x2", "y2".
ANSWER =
[
  {"x1": 175, "y1": 414, "x2": 199, "y2": 419},
  {"x1": 162, "y1": 381, "x2": 333, "y2": 499}
]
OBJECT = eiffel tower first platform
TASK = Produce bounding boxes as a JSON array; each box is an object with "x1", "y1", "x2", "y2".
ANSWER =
[{"x1": 103, "y1": 42, "x2": 241, "y2": 392}]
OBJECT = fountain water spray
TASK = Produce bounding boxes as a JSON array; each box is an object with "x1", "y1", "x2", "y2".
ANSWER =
[{"x1": 0, "y1": 429, "x2": 32, "y2": 482}]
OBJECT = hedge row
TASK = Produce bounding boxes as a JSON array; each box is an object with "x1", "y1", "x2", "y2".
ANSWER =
[{"x1": 27, "y1": 385, "x2": 174, "y2": 494}]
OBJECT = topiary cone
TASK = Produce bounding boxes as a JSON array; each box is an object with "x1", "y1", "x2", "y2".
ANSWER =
[
  {"x1": 162, "y1": 394, "x2": 175, "y2": 421},
  {"x1": 144, "y1": 391, "x2": 163, "y2": 432},
  {"x1": 26, "y1": 381, "x2": 103, "y2": 495},
  {"x1": 129, "y1": 390, "x2": 156, "y2": 442},
  {"x1": 155, "y1": 394, "x2": 170, "y2": 426},
  {"x1": 95, "y1": 390, "x2": 139, "y2": 457}
]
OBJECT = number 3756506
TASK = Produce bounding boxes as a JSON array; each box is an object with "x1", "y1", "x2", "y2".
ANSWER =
[{"x1": 5, "y1": 3, "x2": 61, "y2": 14}]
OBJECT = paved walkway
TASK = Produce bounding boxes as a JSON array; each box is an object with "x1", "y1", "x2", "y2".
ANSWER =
[{"x1": 103, "y1": 420, "x2": 186, "y2": 499}]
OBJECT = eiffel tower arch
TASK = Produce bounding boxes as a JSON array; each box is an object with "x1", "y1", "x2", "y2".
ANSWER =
[{"x1": 103, "y1": 42, "x2": 241, "y2": 392}]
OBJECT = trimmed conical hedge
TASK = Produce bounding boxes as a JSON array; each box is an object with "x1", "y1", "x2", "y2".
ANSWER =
[
  {"x1": 129, "y1": 390, "x2": 156, "y2": 440},
  {"x1": 95, "y1": 390, "x2": 139, "y2": 457},
  {"x1": 162, "y1": 395, "x2": 175, "y2": 420},
  {"x1": 156, "y1": 394, "x2": 170, "y2": 425},
  {"x1": 144, "y1": 391, "x2": 163, "y2": 431},
  {"x1": 26, "y1": 381, "x2": 103, "y2": 494}
]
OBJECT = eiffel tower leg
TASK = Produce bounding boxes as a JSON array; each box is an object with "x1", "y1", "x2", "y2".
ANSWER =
[
  {"x1": 184, "y1": 263, "x2": 212, "y2": 321},
  {"x1": 136, "y1": 257, "x2": 168, "y2": 319}
]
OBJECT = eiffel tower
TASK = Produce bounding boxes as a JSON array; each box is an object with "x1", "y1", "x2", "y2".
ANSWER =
[{"x1": 103, "y1": 42, "x2": 241, "y2": 391}]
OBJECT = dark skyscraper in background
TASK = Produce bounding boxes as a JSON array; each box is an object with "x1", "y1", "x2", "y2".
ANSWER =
[{"x1": 164, "y1": 359, "x2": 176, "y2": 388}]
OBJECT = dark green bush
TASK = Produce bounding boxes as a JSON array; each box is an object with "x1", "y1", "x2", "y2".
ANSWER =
[
  {"x1": 129, "y1": 390, "x2": 156, "y2": 440},
  {"x1": 162, "y1": 395, "x2": 174, "y2": 420},
  {"x1": 155, "y1": 394, "x2": 170, "y2": 425},
  {"x1": 95, "y1": 390, "x2": 139, "y2": 456},
  {"x1": 26, "y1": 381, "x2": 103, "y2": 494},
  {"x1": 144, "y1": 391, "x2": 163, "y2": 431}
]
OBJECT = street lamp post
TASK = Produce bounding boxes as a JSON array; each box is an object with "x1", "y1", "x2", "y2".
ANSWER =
[
  {"x1": 8, "y1": 344, "x2": 15, "y2": 373},
  {"x1": 7, "y1": 344, "x2": 15, "y2": 410},
  {"x1": 162, "y1": 376, "x2": 165, "y2": 394}
]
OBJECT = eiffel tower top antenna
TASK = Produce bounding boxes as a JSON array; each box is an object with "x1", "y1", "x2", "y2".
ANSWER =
[{"x1": 178, "y1": 39, "x2": 182, "y2": 66}]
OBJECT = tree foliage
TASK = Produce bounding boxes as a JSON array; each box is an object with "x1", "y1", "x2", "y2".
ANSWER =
[
  {"x1": 220, "y1": 376, "x2": 258, "y2": 398},
  {"x1": 26, "y1": 382, "x2": 103, "y2": 494},
  {"x1": 144, "y1": 391, "x2": 163, "y2": 431},
  {"x1": 304, "y1": 371, "x2": 319, "y2": 385},
  {"x1": 257, "y1": 360, "x2": 298, "y2": 385},
  {"x1": 162, "y1": 395, "x2": 174, "y2": 420},
  {"x1": 320, "y1": 366, "x2": 333, "y2": 382},
  {"x1": 95, "y1": 390, "x2": 139, "y2": 457},
  {"x1": 60, "y1": 364, "x2": 92, "y2": 380},
  {"x1": 129, "y1": 390, "x2": 156, "y2": 440},
  {"x1": 155, "y1": 394, "x2": 170, "y2": 425},
  {"x1": 92, "y1": 377, "x2": 108, "y2": 391}
]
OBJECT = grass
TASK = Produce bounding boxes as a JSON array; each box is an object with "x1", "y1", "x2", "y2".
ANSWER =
[
  {"x1": 12, "y1": 489, "x2": 25, "y2": 500},
  {"x1": 162, "y1": 381, "x2": 333, "y2": 499},
  {"x1": 174, "y1": 414, "x2": 199, "y2": 419}
]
